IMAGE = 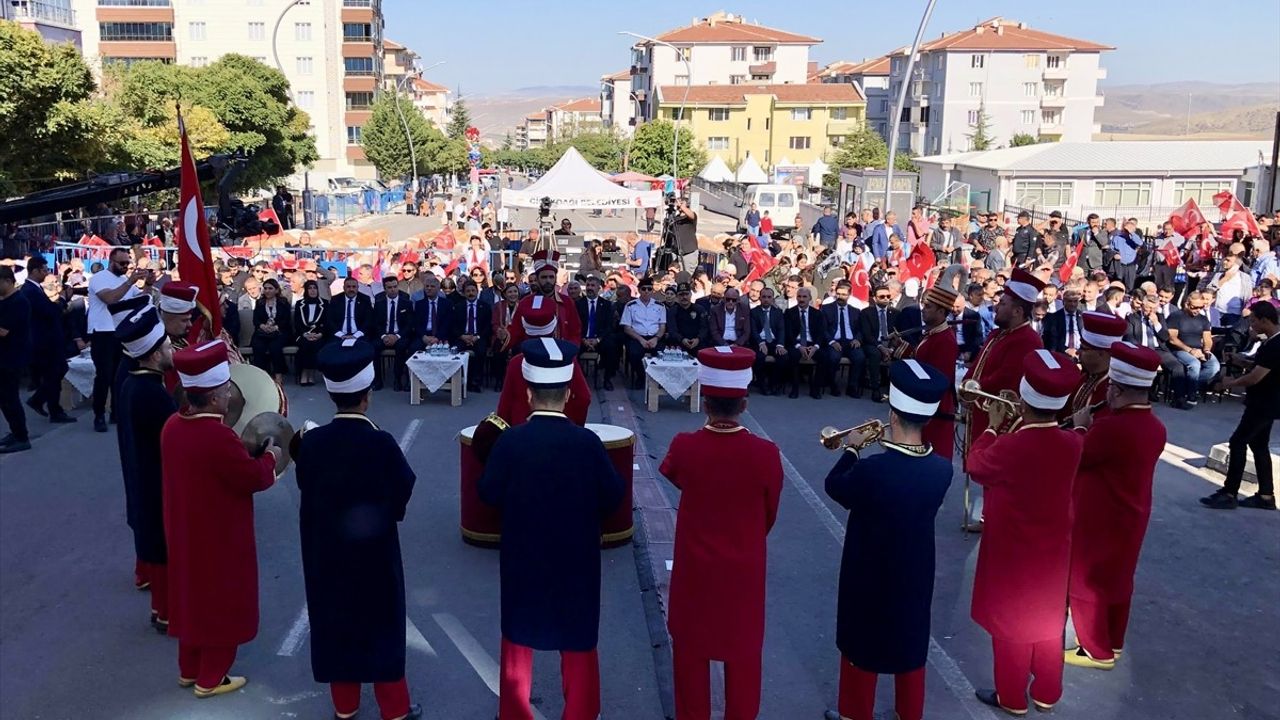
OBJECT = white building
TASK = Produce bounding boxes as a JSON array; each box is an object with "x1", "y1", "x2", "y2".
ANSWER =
[
  {"x1": 627, "y1": 11, "x2": 819, "y2": 122},
  {"x1": 817, "y1": 55, "x2": 892, "y2": 139},
  {"x1": 547, "y1": 98, "x2": 603, "y2": 141},
  {"x1": 914, "y1": 140, "x2": 1274, "y2": 224},
  {"x1": 887, "y1": 17, "x2": 1111, "y2": 156},
  {"x1": 71, "y1": 0, "x2": 385, "y2": 183},
  {"x1": 516, "y1": 112, "x2": 548, "y2": 150},
  {"x1": 3, "y1": 0, "x2": 81, "y2": 48},
  {"x1": 409, "y1": 77, "x2": 449, "y2": 130},
  {"x1": 600, "y1": 68, "x2": 636, "y2": 136}
]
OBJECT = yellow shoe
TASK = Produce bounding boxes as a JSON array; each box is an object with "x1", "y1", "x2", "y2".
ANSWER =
[
  {"x1": 177, "y1": 677, "x2": 196, "y2": 688},
  {"x1": 1063, "y1": 647, "x2": 1115, "y2": 670},
  {"x1": 194, "y1": 675, "x2": 247, "y2": 698}
]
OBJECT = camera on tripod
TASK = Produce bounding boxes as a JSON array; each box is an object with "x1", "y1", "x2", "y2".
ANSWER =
[
  {"x1": 664, "y1": 192, "x2": 677, "y2": 213},
  {"x1": 539, "y1": 196, "x2": 553, "y2": 218}
]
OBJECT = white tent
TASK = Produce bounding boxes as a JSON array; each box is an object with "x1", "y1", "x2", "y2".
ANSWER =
[
  {"x1": 502, "y1": 147, "x2": 663, "y2": 209},
  {"x1": 698, "y1": 156, "x2": 734, "y2": 183},
  {"x1": 808, "y1": 158, "x2": 830, "y2": 185},
  {"x1": 735, "y1": 155, "x2": 768, "y2": 184}
]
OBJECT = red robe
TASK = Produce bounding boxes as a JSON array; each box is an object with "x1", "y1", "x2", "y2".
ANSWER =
[
  {"x1": 161, "y1": 413, "x2": 277, "y2": 647},
  {"x1": 495, "y1": 353, "x2": 591, "y2": 426},
  {"x1": 659, "y1": 425, "x2": 782, "y2": 659},
  {"x1": 505, "y1": 291, "x2": 582, "y2": 351},
  {"x1": 968, "y1": 423, "x2": 1082, "y2": 642},
  {"x1": 1069, "y1": 407, "x2": 1165, "y2": 604},
  {"x1": 962, "y1": 322, "x2": 1043, "y2": 469},
  {"x1": 913, "y1": 324, "x2": 959, "y2": 460}
]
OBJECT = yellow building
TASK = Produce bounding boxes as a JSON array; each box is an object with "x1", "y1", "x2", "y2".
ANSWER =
[{"x1": 655, "y1": 83, "x2": 865, "y2": 170}]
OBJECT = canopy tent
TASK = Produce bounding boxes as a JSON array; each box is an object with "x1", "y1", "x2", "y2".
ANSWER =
[
  {"x1": 735, "y1": 155, "x2": 768, "y2": 184},
  {"x1": 776, "y1": 156, "x2": 793, "y2": 168},
  {"x1": 502, "y1": 147, "x2": 664, "y2": 209},
  {"x1": 610, "y1": 171, "x2": 662, "y2": 184},
  {"x1": 808, "y1": 158, "x2": 830, "y2": 185},
  {"x1": 698, "y1": 156, "x2": 734, "y2": 183}
]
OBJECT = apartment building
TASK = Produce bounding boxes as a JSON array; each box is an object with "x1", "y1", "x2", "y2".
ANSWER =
[
  {"x1": 381, "y1": 38, "x2": 416, "y2": 91},
  {"x1": 600, "y1": 69, "x2": 636, "y2": 136},
  {"x1": 409, "y1": 77, "x2": 448, "y2": 129},
  {"x1": 887, "y1": 17, "x2": 1111, "y2": 156},
  {"x1": 547, "y1": 98, "x2": 603, "y2": 141},
  {"x1": 817, "y1": 55, "x2": 892, "y2": 140},
  {"x1": 628, "y1": 11, "x2": 819, "y2": 122},
  {"x1": 655, "y1": 83, "x2": 865, "y2": 169},
  {"x1": 3, "y1": 0, "x2": 81, "y2": 47},
  {"x1": 516, "y1": 112, "x2": 548, "y2": 150},
  {"x1": 72, "y1": 0, "x2": 386, "y2": 183}
]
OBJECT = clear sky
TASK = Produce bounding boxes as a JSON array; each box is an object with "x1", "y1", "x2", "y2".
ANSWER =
[{"x1": 384, "y1": 0, "x2": 1280, "y2": 95}]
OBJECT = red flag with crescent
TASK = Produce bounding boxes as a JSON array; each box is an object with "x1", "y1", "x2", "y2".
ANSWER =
[
  {"x1": 1168, "y1": 198, "x2": 1207, "y2": 238},
  {"x1": 1212, "y1": 190, "x2": 1246, "y2": 218},
  {"x1": 176, "y1": 106, "x2": 221, "y2": 338},
  {"x1": 849, "y1": 262, "x2": 871, "y2": 309},
  {"x1": 1059, "y1": 238, "x2": 1084, "y2": 284}
]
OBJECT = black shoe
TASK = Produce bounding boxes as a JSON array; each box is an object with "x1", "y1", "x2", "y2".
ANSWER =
[
  {"x1": 94, "y1": 416, "x2": 108, "y2": 433},
  {"x1": 829, "y1": 385, "x2": 842, "y2": 397},
  {"x1": 823, "y1": 712, "x2": 843, "y2": 720},
  {"x1": 871, "y1": 391, "x2": 885, "y2": 404},
  {"x1": 603, "y1": 379, "x2": 614, "y2": 391},
  {"x1": 0, "y1": 433, "x2": 13, "y2": 447},
  {"x1": 788, "y1": 386, "x2": 799, "y2": 399},
  {"x1": 25, "y1": 396, "x2": 47, "y2": 417},
  {"x1": 49, "y1": 413, "x2": 77, "y2": 424},
  {"x1": 1238, "y1": 494, "x2": 1276, "y2": 510},
  {"x1": 403, "y1": 704, "x2": 422, "y2": 719},
  {"x1": 845, "y1": 385, "x2": 858, "y2": 398},
  {"x1": 810, "y1": 387, "x2": 822, "y2": 399},
  {"x1": 850, "y1": 387, "x2": 864, "y2": 399},
  {"x1": 1199, "y1": 490, "x2": 1238, "y2": 510},
  {"x1": 0, "y1": 439, "x2": 32, "y2": 454},
  {"x1": 975, "y1": 688, "x2": 1027, "y2": 716}
]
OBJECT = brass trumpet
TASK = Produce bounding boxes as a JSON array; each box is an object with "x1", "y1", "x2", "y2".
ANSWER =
[
  {"x1": 957, "y1": 379, "x2": 1021, "y2": 416},
  {"x1": 820, "y1": 419, "x2": 886, "y2": 451}
]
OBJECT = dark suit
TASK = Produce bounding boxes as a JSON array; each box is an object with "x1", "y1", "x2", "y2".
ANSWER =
[
  {"x1": 822, "y1": 301, "x2": 865, "y2": 394},
  {"x1": 576, "y1": 295, "x2": 618, "y2": 380},
  {"x1": 784, "y1": 305, "x2": 831, "y2": 395},
  {"x1": 1124, "y1": 311, "x2": 1185, "y2": 387},
  {"x1": 667, "y1": 302, "x2": 709, "y2": 355},
  {"x1": 325, "y1": 292, "x2": 374, "y2": 341},
  {"x1": 450, "y1": 298, "x2": 492, "y2": 390},
  {"x1": 750, "y1": 304, "x2": 786, "y2": 392},
  {"x1": 708, "y1": 302, "x2": 750, "y2": 347},
  {"x1": 1041, "y1": 308, "x2": 1085, "y2": 354},
  {"x1": 413, "y1": 294, "x2": 453, "y2": 348},
  {"x1": 953, "y1": 309, "x2": 982, "y2": 361},
  {"x1": 858, "y1": 304, "x2": 899, "y2": 397},
  {"x1": 20, "y1": 279, "x2": 67, "y2": 416},
  {"x1": 251, "y1": 297, "x2": 293, "y2": 375},
  {"x1": 371, "y1": 291, "x2": 416, "y2": 388}
]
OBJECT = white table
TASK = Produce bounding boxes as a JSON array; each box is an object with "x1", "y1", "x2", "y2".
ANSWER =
[
  {"x1": 644, "y1": 357, "x2": 701, "y2": 413},
  {"x1": 406, "y1": 352, "x2": 468, "y2": 407}
]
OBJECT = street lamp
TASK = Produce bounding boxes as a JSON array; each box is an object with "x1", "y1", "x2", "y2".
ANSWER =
[
  {"x1": 393, "y1": 60, "x2": 446, "y2": 196},
  {"x1": 619, "y1": 31, "x2": 691, "y2": 185},
  {"x1": 271, "y1": 0, "x2": 310, "y2": 228},
  {"x1": 884, "y1": 0, "x2": 938, "y2": 213}
]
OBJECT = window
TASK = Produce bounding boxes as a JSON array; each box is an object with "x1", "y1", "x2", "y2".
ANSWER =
[
  {"x1": 98, "y1": 0, "x2": 170, "y2": 5},
  {"x1": 345, "y1": 92, "x2": 374, "y2": 110},
  {"x1": 708, "y1": 108, "x2": 730, "y2": 121},
  {"x1": 191, "y1": 56, "x2": 208, "y2": 67},
  {"x1": 831, "y1": 107, "x2": 848, "y2": 120},
  {"x1": 746, "y1": 118, "x2": 751, "y2": 130},
  {"x1": 707, "y1": 137, "x2": 730, "y2": 150},
  {"x1": 879, "y1": 99, "x2": 889, "y2": 113},
  {"x1": 934, "y1": 54, "x2": 943, "y2": 70},
  {"x1": 98, "y1": 22, "x2": 173, "y2": 41},
  {"x1": 1041, "y1": 110, "x2": 1061, "y2": 125},
  {"x1": 247, "y1": 22, "x2": 265, "y2": 41},
  {"x1": 678, "y1": 47, "x2": 691, "y2": 61},
  {"x1": 829, "y1": 135, "x2": 844, "y2": 147},
  {"x1": 1044, "y1": 82, "x2": 1063, "y2": 98},
  {"x1": 1024, "y1": 54, "x2": 1040, "y2": 68},
  {"x1": 1014, "y1": 181, "x2": 1073, "y2": 207},
  {"x1": 346, "y1": 126, "x2": 362, "y2": 145},
  {"x1": 788, "y1": 136, "x2": 811, "y2": 150},
  {"x1": 1021, "y1": 110, "x2": 1036, "y2": 124},
  {"x1": 891, "y1": 58, "x2": 901, "y2": 74},
  {"x1": 296, "y1": 56, "x2": 313, "y2": 75},
  {"x1": 343, "y1": 0, "x2": 372, "y2": 5},
  {"x1": 971, "y1": 54, "x2": 984, "y2": 69},
  {"x1": 188, "y1": 21, "x2": 205, "y2": 40},
  {"x1": 753, "y1": 46, "x2": 773, "y2": 62},
  {"x1": 295, "y1": 22, "x2": 311, "y2": 41},
  {"x1": 1174, "y1": 181, "x2": 1232, "y2": 206},
  {"x1": 969, "y1": 82, "x2": 983, "y2": 97},
  {"x1": 343, "y1": 23, "x2": 372, "y2": 41},
  {"x1": 102, "y1": 57, "x2": 173, "y2": 67},
  {"x1": 298, "y1": 91, "x2": 315, "y2": 109},
  {"x1": 765, "y1": 117, "x2": 770, "y2": 130},
  {"x1": 674, "y1": 74, "x2": 689, "y2": 85},
  {"x1": 791, "y1": 108, "x2": 811, "y2": 121},
  {"x1": 1241, "y1": 181, "x2": 1254, "y2": 207},
  {"x1": 1046, "y1": 55, "x2": 1063, "y2": 69},
  {"x1": 750, "y1": 75, "x2": 770, "y2": 81},
  {"x1": 344, "y1": 57, "x2": 374, "y2": 75},
  {"x1": 1094, "y1": 181, "x2": 1152, "y2": 207},
  {"x1": 731, "y1": 46, "x2": 746, "y2": 62},
  {"x1": 878, "y1": 122, "x2": 887, "y2": 136},
  {"x1": 1024, "y1": 82, "x2": 1038, "y2": 97},
  {"x1": 967, "y1": 110, "x2": 980, "y2": 125},
  {"x1": 729, "y1": 75, "x2": 746, "y2": 85},
  {"x1": 669, "y1": 107, "x2": 686, "y2": 120}
]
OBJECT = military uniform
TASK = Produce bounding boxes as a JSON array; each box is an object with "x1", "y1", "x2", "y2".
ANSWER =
[{"x1": 666, "y1": 300, "x2": 709, "y2": 356}]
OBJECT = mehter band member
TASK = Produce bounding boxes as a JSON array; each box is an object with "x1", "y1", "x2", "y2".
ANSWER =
[
  {"x1": 479, "y1": 338, "x2": 624, "y2": 720},
  {"x1": 496, "y1": 301, "x2": 590, "y2": 426},
  {"x1": 969, "y1": 350, "x2": 1082, "y2": 716},
  {"x1": 660, "y1": 346, "x2": 783, "y2": 720},
  {"x1": 1057, "y1": 311, "x2": 1127, "y2": 427},
  {"x1": 162, "y1": 340, "x2": 279, "y2": 698},
  {"x1": 506, "y1": 250, "x2": 581, "y2": 349},
  {"x1": 1065, "y1": 341, "x2": 1166, "y2": 671},
  {"x1": 913, "y1": 284, "x2": 961, "y2": 460},
  {"x1": 822, "y1": 359, "x2": 953, "y2": 720},
  {"x1": 298, "y1": 338, "x2": 422, "y2": 720}
]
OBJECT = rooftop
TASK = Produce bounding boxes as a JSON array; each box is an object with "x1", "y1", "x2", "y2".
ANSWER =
[
  {"x1": 650, "y1": 11, "x2": 820, "y2": 45},
  {"x1": 602, "y1": 69, "x2": 632, "y2": 82},
  {"x1": 916, "y1": 17, "x2": 1113, "y2": 53},
  {"x1": 657, "y1": 82, "x2": 865, "y2": 105},
  {"x1": 818, "y1": 55, "x2": 893, "y2": 79},
  {"x1": 383, "y1": 38, "x2": 405, "y2": 50},
  {"x1": 552, "y1": 97, "x2": 603, "y2": 113},
  {"x1": 411, "y1": 77, "x2": 448, "y2": 93},
  {"x1": 915, "y1": 141, "x2": 1272, "y2": 174}
]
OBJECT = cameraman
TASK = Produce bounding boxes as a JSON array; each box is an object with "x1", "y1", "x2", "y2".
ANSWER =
[{"x1": 673, "y1": 197, "x2": 699, "y2": 273}]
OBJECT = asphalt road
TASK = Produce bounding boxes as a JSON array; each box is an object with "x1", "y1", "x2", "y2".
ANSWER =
[{"x1": 1, "y1": 377, "x2": 1277, "y2": 720}]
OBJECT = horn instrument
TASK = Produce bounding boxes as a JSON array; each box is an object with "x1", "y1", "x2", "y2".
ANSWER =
[
  {"x1": 957, "y1": 379, "x2": 1021, "y2": 417},
  {"x1": 820, "y1": 419, "x2": 886, "y2": 451}
]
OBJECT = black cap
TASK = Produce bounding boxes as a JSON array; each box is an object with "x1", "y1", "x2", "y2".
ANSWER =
[
  {"x1": 638, "y1": 277, "x2": 654, "y2": 290},
  {"x1": 676, "y1": 282, "x2": 692, "y2": 293},
  {"x1": 1017, "y1": 211, "x2": 1031, "y2": 220},
  {"x1": 1049, "y1": 211, "x2": 1063, "y2": 219}
]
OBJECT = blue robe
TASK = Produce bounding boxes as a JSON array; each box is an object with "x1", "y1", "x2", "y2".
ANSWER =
[
  {"x1": 825, "y1": 442, "x2": 952, "y2": 673},
  {"x1": 116, "y1": 369, "x2": 177, "y2": 563},
  {"x1": 479, "y1": 412, "x2": 624, "y2": 651}
]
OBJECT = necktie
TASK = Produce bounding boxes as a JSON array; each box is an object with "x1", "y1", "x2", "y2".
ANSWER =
[
  {"x1": 1067, "y1": 313, "x2": 1076, "y2": 349},
  {"x1": 842, "y1": 307, "x2": 851, "y2": 340},
  {"x1": 388, "y1": 298, "x2": 397, "y2": 335},
  {"x1": 878, "y1": 308, "x2": 887, "y2": 341},
  {"x1": 428, "y1": 299, "x2": 435, "y2": 333},
  {"x1": 763, "y1": 309, "x2": 773, "y2": 343},
  {"x1": 345, "y1": 298, "x2": 354, "y2": 335},
  {"x1": 467, "y1": 302, "x2": 476, "y2": 335},
  {"x1": 802, "y1": 311, "x2": 810, "y2": 343},
  {"x1": 588, "y1": 300, "x2": 596, "y2": 337},
  {"x1": 1144, "y1": 318, "x2": 1156, "y2": 348}
]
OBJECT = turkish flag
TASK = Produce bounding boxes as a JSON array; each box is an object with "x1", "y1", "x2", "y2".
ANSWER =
[
  {"x1": 176, "y1": 108, "x2": 221, "y2": 338},
  {"x1": 1212, "y1": 190, "x2": 1246, "y2": 218},
  {"x1": 1168, "y1": 198, "x2": 1208, "y2": 238},
  {"x1": 849, "y1": 263, "x2": 871, "y2": 309},
  {"x1": 899, "y1": 244, "x2": 936, "y2": 286},
  {"x1": 741, "y1": 245, "x2": 779, "y2": 286},
  {"x1": 1220, "y1": 209, "x2": 1262, "y2": 239},
  {"x1": 1059, "y1": 238, "x2": 1085, "y2": 285}
]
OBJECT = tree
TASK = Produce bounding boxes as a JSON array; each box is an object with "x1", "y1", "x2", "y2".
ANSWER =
[
  {"x1": 500, "y1": 132, "x2": 513, "y2": 151},
  {"x1": 823, "y1": 125, "x2": 917, "y2": 190},
  {"x1": 535, "y1": 132, "x2": 625, "y2": 173},
  {"x1": 628, "y1": 120, "x2": 707, "y2": 178},
  {"x1": 966, "y1": 103, "x2": 995, "y2": 151},
  {"x1": 360, "y1": 94, "x2": 440, "y2": 179},
  {"x1": 446, "y1": 99, "x2": 471, "y2": 141},
  {"x1": 1009, "y1": 133, "x2": 1039, "y2": 147}
]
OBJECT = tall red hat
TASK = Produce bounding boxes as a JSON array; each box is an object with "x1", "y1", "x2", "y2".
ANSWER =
[
  {"x1": 1080, "y1": 310, "x2": 1127, "y2": 349},
  {"x1": 1109, "y1": 341, "x2": 1160, "y2": 387},
  {"x1": 531, "y1": 250, "x2": 561, "y2": 273},
  {"x1": 158, "y1": 281, "x2": 198, "y2": 314},
  {"x1": 1019, "y1": 349, "x2": 1081, "y2": 411},
  {"x1": 520, "y1": 295, "x2": 558, "y2": 337},
  {"x1": 1005, "y1": 267, "x2": 1047, "y2": 303},
  {"x1": 173, "y1": 340, "x2": 231, "y2": 390},
  {"x1": 697, "y1": 346, "x2": 755, "y2": 398}
]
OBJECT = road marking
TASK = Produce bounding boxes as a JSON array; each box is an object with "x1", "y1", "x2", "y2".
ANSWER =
[
  {"x1": 266, "y1": 690, "x2": 325, "y2": 705},
  {"x1": 432, "y1": 613, "x2": 547, "y2": 720},
  {"x1": 277, "y1": 605, "x2": 309, "y2": 657},
  {"x1": 740, "y1": 412, "x2": 997, "y2": 720},
  {"x1": 399, "y1": 419, "x2": 423, "y2": 453},
  {"x1": 406, "y1": 616, "x2": 437, "y2": 657}
]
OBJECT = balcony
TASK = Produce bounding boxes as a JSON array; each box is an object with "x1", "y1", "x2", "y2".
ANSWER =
[
  {"x1": 1042, "y1": 65, "x2": 1068, "y2": 80},
  {"x1": 1040, "y1": 95, "x2": 1066, "y2": 108},
  {"x1": 340, "y1": 6, "x2": 374, "y2": 23},
  {"x1": 826, "y1": 119, "x2": 859, "y2": 136},
  {"x1": 343, "y1": 76, "x2": 377, "y2": 92},
  {"x1": 1039, "y1": 122, "x2": 1064, "y2": 136},
  {"x1": 11, "y1": 1, "x2": 76, "y2": 27},
  {"x1": 748, "y1": 61, "x2": 776, "y2": 76}
]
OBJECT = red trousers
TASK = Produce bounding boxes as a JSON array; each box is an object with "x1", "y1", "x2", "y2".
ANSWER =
[
  {"x1": 177, "y1": 643, "x2": 238, "y2": 690},
  {"x1": 672, "y1": 644, "x2": 762, "y2": 720},
  {"x1": 138, "y1": 561, "x2": 168, "y2": 622},
  {"x1": 330, "y1": 678, "x2": 411, "y2": 720},
  {"x1": 992, "y1": 637, "x2": 1062, "y2": 712},
  {"x1": 836, "y1": 657, "x2": 924, "y2": 720},
  {"x1": 499, "y1": 637, "x2": 599, "y2": 720},
  {"x1": 1070, "y1": 597, "x2": 1131, "y2": 661},
  {"x1": 134, "y1": 558, "x2": 149, "y2": 589}
]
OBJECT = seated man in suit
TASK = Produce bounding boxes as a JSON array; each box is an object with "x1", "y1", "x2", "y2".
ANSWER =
[
  {"x1": 667, "y1": 283, "x2": 710, "y2": 356},
  {"x1": 1042, "y1": 288, "x2": 1085, "y2": 360},
  {"x1": 413, "y1": 274, "x2": 452, "y2": 353},
  {"x1": 750, "y1": 287, "x2": 787, "y2": 395},
  {"x1": 709, "y1": 287, "x2": 750, "y2": 349},
  {"x1": 370, "y1": 276, "x2": 416, "y2": 391},
  {"x1": 951, "y1": 294, "x2": 983, "y2": 364},
  {"x1": 784, "y1": 287, "x2": 831, "y2": 399},
  {"x1": 858, "y1": 285, "x2": 899, "y2": 403},
  {"x1": 620, "y1": 278, "x2": 667, "y2": 390},
  {"x1": 821, "y1": 281, "x2": 866, "y2": 398},
  {"x1": 1125, "y1": 289, "x2": 1186, "y2": 399},
  {"x1": 325, "y1": 276, "x2": 374, "y2": 343},
  {"x1": 451, "y1": 279, "x2": 491, "y2": 393},
  {"x1": 576, "y1": 276, "x2": 618, "y2": 391}
]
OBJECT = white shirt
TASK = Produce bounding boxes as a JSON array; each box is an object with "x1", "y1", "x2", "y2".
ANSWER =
[
  {"x1": 722, "y1": 307, "x2": 738, "y2": 342},
  {"x1": 620, "y1": 298, "x2": 666, "y2": 337},
  {"x1": 87, "y1": 270, "x2": 141, "y2": 333}
]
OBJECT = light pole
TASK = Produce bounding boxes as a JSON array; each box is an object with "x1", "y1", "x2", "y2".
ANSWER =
[
  {"x1": 884, "y1": 0, "x2": 938, "y2": 213},
  {"x1": 393, "y1": 60, "x2": 446, "y2": 196},
  {"x1": 271, "y1": 0, "x2": 310, "y2": 228},
  {"x1": 620, "y1": 31, "x2": 691, "y2": 186}
]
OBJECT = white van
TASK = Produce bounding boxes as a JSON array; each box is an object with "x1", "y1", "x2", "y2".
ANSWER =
[{"x1": 737, "y1": 184, "x2": 800, "y2": 233}]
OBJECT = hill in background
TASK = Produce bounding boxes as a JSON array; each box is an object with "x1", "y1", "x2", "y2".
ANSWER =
[
  {"x1": 1098, "y1": 81, "x2": 1278, "y2": 139},
  {"x1": 457, "y1": 86, "x2": 598, "y2": 147}
]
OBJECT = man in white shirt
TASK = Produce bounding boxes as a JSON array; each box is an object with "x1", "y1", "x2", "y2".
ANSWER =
[
  {"x1": 620, "y1": 278, "x2": 667, "y2": 389},
  {"x1": 87, "y1": 248, "x2": 151, "y2": 432}
]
